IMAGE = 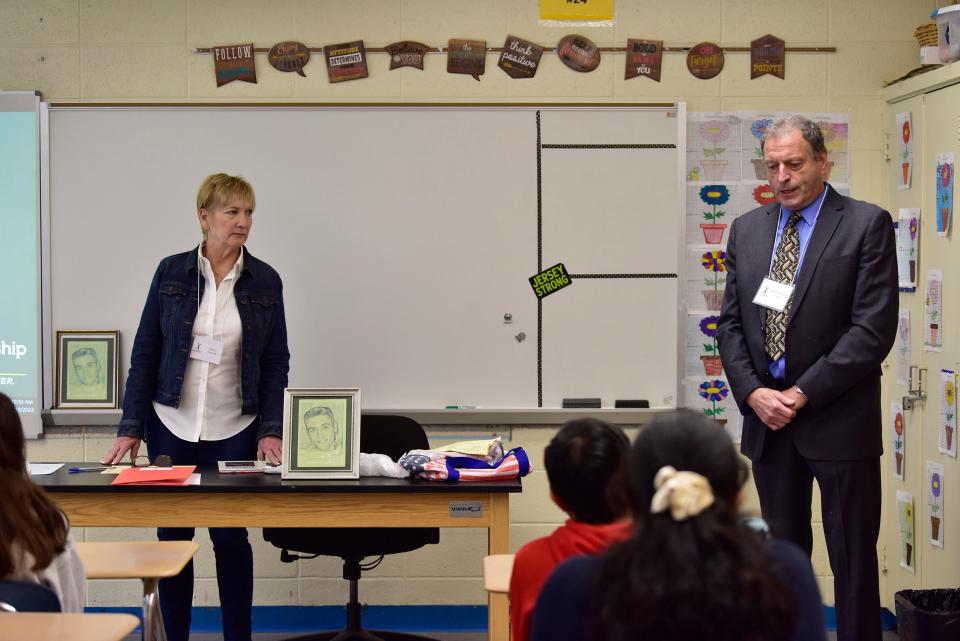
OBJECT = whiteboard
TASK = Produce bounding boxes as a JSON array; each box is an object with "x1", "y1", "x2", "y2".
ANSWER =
[{"x1": 48, "y1": 104, "x2": 683, "y2": 409}]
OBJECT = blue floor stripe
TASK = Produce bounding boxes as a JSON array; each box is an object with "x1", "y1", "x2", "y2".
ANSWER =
[{"x1": 87, "y1": 604, "x2": 895, "y2": 634}]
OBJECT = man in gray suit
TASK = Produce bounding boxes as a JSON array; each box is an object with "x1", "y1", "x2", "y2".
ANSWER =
[{"x1": 717, "y1": 115, "x2": 898, "y2": 641}]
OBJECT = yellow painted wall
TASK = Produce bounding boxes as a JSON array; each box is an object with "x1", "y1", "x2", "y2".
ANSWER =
[{"x1": 5, "y1": 0, "x2": 937, "y2": 611}]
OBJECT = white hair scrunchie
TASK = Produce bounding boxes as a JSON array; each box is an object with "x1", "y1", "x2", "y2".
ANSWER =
[{"x1": 649, "y1": 465, "x2": 715, "y2": 521}]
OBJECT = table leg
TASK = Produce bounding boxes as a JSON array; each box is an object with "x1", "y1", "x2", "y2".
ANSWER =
[
  {"x1": 141, "y1": 578, "x2": 167, "y2": 641},
  {"x1": 488, "y1": 493, "x2": 510, "y2": 641}
]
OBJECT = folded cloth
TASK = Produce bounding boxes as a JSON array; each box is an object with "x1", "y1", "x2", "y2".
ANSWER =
[
  {"x1": 398, "y1": 447, "x2": 532, "y2": 482},
  {"x1": 359, "y1": 452, "x2": 410, "y2": 478}
]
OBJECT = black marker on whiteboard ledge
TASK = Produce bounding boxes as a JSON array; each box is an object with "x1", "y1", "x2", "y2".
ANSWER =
[{"x1": 445, "y1": 404, "x2": 478, "y2": 409}]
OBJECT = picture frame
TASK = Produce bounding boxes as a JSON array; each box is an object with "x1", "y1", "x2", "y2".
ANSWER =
[
  {"x1": 281, "y1": 387, "x2": 361, "y2": 479},
  {"x1": 55, "y1": 330, "x2": 120, "y2": 409}
]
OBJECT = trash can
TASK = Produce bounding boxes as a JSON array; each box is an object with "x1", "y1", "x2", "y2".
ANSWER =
[{"x1": 895, "y1": 589, "x2": 960, "y2": 640}]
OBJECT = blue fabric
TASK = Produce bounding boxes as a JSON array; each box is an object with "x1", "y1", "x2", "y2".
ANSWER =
[
  {"x1": 147, "y1": 411, "x2": 258, "y2": 641},
  {"x1": 441, "y1": 448, "x2": 531, "y2": 481},
  {"x1": 768, "y1": 185, "x2": 830, "y2": 380},
  {"x1": 118, "y1": 246, "x2": 289, "y2": 440}
]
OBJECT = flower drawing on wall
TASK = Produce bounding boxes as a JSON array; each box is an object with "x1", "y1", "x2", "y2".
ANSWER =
[
  {"x1": 910, "y1": 217, "x2": 918, "y2": 239},
  {"x1": 749, "y1": 119, "x2": 773, "y2": 158},
  {"x1": 700, "y1": 120, "x2": 730, "y2": 158},
  {"x1": 699, "y1": 315, "x2": 723, "y2": 375},
  {"x1": 894, "y1": 410, "x2": 904, "y2": 476},
  {"x1": 699, "y1": 379, "x2": 729, "y2": 420},
  {"x1": 930, "y1": 471, "x2": 942, "y2": 541},
  {"x1": 700, "y1": 250, "x2": 727, "y2": 311},
  {"x1": 753, "y1": 184, "x2": 776, "y2": 206},
  {"x1": 699, "y1": 185, "x2": 729, "y2": 244}
]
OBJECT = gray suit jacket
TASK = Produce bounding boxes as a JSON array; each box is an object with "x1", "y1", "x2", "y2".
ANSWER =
[{"x1": 717, "y1": 186, "x2": 898, "y2": 461}]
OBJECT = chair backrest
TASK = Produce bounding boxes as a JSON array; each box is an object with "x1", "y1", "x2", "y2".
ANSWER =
[
  {"x1": 359, "y1": 414, "x2": 430, "y2": 461},
  {"x1": 0, "y1": 580, "x2": 61, "y2": 612}
]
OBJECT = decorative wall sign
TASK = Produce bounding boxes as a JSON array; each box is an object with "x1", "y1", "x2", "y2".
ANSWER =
[
  {"x1": 386, "y1": 41, "x2": 430, "y2": 70},
  {"x1": 498, "y1": 35, "x2": 544, "y2": 79},
  {"x1": 687, "y1": 42, "x2": 724, "y2": 80},
  {"x1": 927, "y1": 460, "x2": 945, "y2": 547},
  {"x1": 325, "y1": 40, "x2": 368, "y2": 83},
  {"x1": 936, "y1": 152, "x2": 954, "y2": 236},
  {"x1": 625, "y1": 39, "x2": 662, "y2": 81},
  {"x1": 750, "y1": 34, "x2": 785, "y2": 79},
  {"x1": 448, "y1": 39, "x2": 486, "y2": 80},
  {"x1": 529, "y1": 263, "x2": 571, "y2": 299},
  {"x1": 268, "y1": 41, "x2": 310, "y2": 77},
  {"x1": 897, "y1": 112, "x2": 913, "y2": 190},
  {"x1": 212, "y1": 43, "x2": 256, "y2": 87},
  {"x1": 539, "y1": 0, "x2": 614, "y2": 22},
  {"x1": 557, "y1": 34, "x2": 601, "y2": 72}
]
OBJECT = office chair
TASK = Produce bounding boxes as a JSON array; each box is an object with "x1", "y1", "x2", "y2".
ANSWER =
[
  {"x1": 264, "y1": 414, "x2": 441, "y2": 641},
  {"x1": 0, "y1": 579, "x2": 61, "y2": 612}
]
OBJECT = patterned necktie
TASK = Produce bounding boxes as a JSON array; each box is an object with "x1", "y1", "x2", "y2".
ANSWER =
[{"x1": 764, "y1": 211, "x2": 802, "y2": 360}]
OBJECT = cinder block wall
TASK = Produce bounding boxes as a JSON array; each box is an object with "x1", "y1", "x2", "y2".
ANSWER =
[{"x1": 7, "y1": 0, "x2": 933, "y2": 609}]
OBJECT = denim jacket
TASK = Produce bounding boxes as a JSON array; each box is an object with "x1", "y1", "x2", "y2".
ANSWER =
[{"x1": 118, "y1": 246, "x2": 290, "y2": 440}]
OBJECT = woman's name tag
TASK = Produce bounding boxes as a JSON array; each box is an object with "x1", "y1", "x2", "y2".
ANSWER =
[
  {"x1": 190, "y1": 336, "x2": 224, "y2": 364},
  {"x1": 752, "y1": 278, "x2": 794, "y2": 312}
]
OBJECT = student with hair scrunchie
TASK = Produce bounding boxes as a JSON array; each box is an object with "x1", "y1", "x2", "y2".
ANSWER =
[
  {"x1": 530, "y1": 410, "x2": 826, "y2": 641},
  {"x1": 0, "y1": 392, "x2": 86, "y2": 611}
]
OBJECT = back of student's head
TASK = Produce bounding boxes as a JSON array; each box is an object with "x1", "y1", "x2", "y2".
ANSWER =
[
  {"x1": 544, "y1": 418, "x2": 630, "y2": 524},
  {"x1": 0, "y1": 393, "x2": 68, "y2": 577},
  {"x1": 593, "y1": 410, "x2": 794, "y2": 641}
]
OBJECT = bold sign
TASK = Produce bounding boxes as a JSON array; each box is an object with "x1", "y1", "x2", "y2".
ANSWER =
[
  {"x1": 529, "y1": 263, "x2": 572, "y2": 299},
  {"x1": 213, "y1": 43, "x2": 256, "y2": 87},
  {"x1": 325, "y1": 40, "x2": 368, "y2": 83},
  {"x1": 625, "y1": 38, "x2": 662, "y2": 81},
  {"x1": 387, "y1": 41, "x2": 430, "y2": 70},
  {"x1": 498, "y1": 35, "x2": 544, "y2": 79},
  {"x1": 687, "y1": 42, "x2": 724, "y2": 80},
  {"x1": 751, "y1": 34, "x2": 785, "y2": 79},
  {"x1": 268, "y1": 41, "x2": 310, "y2": 77},
  {"x1": 557, "y1": 34, "x2": 600, "y2": 72},
  {"x1": 448, "y1": 39, "x2": 486, "y2": 80}
]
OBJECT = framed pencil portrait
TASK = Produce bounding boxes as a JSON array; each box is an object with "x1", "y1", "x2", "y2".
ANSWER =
[
  {"x1": 55, "y1": 330, "x2": 120, "y2": 409},
  {"x1": 281, "y1": 388, "x2": 361, "y2": 479}
]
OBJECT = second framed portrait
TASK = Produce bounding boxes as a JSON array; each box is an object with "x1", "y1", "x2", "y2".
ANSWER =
[
  {"x1": 281, "y1": 388, "x2": 361, "y2": 479},
  {"x1": 55, "y1": 330, "x2": 120, "y2": 409}
]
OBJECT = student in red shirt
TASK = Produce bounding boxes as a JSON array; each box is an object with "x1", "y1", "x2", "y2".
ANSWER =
[{"x1": 508, "y1": 418, "x2": 632, "y2": 641}]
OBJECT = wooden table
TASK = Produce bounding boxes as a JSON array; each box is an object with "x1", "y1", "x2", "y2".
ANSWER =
[
  {"x1": 38, "y1": 465, "x2": 520, "y2": 641},
  {"x1": 3, "y1": 612, "x2": 139, "y2": 641},
  {"x1": 77, "y1": 541, "x2": 199, "y2": 641}
]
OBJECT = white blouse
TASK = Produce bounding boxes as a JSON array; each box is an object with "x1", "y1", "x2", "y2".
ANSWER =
[{"x1": 154, "y1": 247, "x2": 256, "y2": 442}]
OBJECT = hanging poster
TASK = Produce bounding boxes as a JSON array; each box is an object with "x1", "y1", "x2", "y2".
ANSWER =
[
  {"x1": 685, "y1": 313, "x2": 723, "y2": 376},
  {"x1": 896, "y1": 208, "x2": 920, "y2": 290},
  {"x1": 940, "y1": 369, "x2": 957, "y2": 457},
  {"x1": 687, "y1": 114, "x2": 740, "y2": 182},
  {"x1": 924, "y1": 270, "x2": 943, "y2": 352},
  {"x1": 447, "y1": 39, "x2": 486, "y2": 80},
  {"x1": 896, "y1": 309, "x2": 911, "y2": 386},
  {"x1": 557, "y1": 34, "x2": 601, "y2": 72},
  {"x1": 386, "y1": 41, "x2": 430, "y2": 70},
  {"x1": 687, "y1": 42, "x2": 724, "y2": 80},
  {"x1": 897, "y1": 112, "x2": 913, "y2": 190},
  {"x1": 750, "y1": 34, "x2": 785, "y2": 79},
  {"x1": 897, "y1": 491, "x2": 916, "y2": 573},
  {"x1": 892, "y1": 402, "x2": 905, "y2": 480},
  {"x1": 936, "y1": 152, "x2": 954, "y2": 236},
  {"x1": 498, "y1": 35, "x2": 544, "y2": 79},
  {"x1": 324, "y1": 40, "x2": 368, "y2": 83},
  {"x1": 685, "y1": 246, "x2": 728, "y2": 313},
  {"x1": 686, "y1": 182, "x2": 741, "y2": 246},
  {"x1": 625, "y1": 39, "x2": 662, "y2": 81},
  {"x1": 212, "y1": 43, "x2": 257, "y2": 87},
  {"x1": 683, "y1": 376, "x2": 741, "y2": 441},
  {"x1": 539, "y1": 0, "x2": 614, "y2": 22},
  {"x1": 927, "y1": 461, "x2": 945, "y2": 547}
]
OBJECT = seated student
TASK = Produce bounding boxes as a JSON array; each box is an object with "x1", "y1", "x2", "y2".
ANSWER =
[
  {"x1": 530, "y1": 410, "x2": 826, "y2": 641},
  {"x1": 0, "y1": 392, "x2": 85, "y2": 611},
  {"x1": 509, "y1": 418, "x2": 632, "y2": 641}
]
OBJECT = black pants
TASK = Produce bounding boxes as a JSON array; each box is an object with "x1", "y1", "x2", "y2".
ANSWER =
[{"x1": 752, "y1": 425, "x2": 882, "y2": 641}]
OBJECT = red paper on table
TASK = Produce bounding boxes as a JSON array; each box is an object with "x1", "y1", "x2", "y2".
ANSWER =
[{"x1": 112, "y1": 465, "x2": 196, "y2": 486}]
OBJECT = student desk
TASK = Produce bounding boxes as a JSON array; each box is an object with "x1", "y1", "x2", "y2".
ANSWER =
[
  {"x1": 37, "y1": 466, "x2": 521, "y2": 641},
  {"x1": 4, "y1": 612, "x2": 140, "y2": 641}
]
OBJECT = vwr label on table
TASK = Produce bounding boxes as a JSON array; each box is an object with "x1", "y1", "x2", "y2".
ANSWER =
[{"x1": 449, "y1": 501, "x2": 483, "y2": 518}]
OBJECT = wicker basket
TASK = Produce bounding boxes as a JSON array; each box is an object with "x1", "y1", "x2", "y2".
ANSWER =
[{"x1": 915, "y1": 22, "x2": 939, "y2": 47}]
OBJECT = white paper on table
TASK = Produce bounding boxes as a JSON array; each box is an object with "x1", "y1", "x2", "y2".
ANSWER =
[{"x1": 27, "y1": 463, "x2": 64, "y2": 475}]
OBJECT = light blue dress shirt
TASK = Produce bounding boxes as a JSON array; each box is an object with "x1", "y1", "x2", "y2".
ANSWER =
[{"x1": 767, "y1": 184, "x2": 830, "y2": 380}]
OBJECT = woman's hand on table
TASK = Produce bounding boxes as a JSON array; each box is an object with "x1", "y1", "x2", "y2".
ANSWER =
[{"x1": 100, "y1": 436, "x2": 141, "y2": 465}]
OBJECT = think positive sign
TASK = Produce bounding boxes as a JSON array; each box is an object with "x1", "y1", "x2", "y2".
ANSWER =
[{"x1": 529, "y1": 263, "x2": 572, "y2": 299}]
